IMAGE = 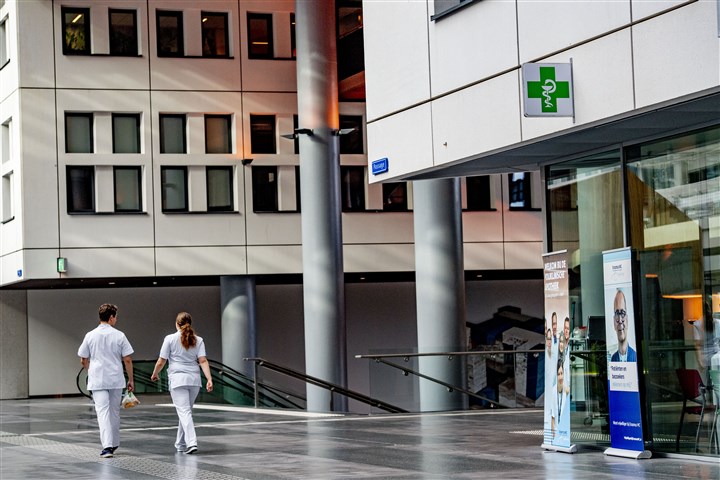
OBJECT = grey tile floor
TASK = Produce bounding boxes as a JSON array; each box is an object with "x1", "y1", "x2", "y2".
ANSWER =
[{"x1": 1, "y1": 396, "x2": 718, "y2": 480}]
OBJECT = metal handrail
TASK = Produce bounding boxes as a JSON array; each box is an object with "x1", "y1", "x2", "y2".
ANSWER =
[
  {"x1": 244, "y1": 357, "x2": 408, "y2": 414},
  {"x1": 355, "y1": 348, "x2": 547, "y2": 409}
]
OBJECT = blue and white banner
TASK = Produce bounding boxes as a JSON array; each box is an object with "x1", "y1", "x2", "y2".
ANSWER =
[
  {"x1": 602, "y1": 248, "x2": 649, "y2": 458},
  {"x1": 541, "y1": 251, "x2": 575, "y2": 453}
]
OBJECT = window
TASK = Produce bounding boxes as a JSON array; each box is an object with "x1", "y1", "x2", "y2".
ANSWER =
[
  {"x1": 161, "y1": 166, "x2": 188, "y2": 212},
  {"x1": 114, "y1": 166, "x2": 142, "y2": 212},
  {"x1": 62, "y1": 7, "x2": 90, "y2": 55},
  {"x1": 205, "y1": 115, "x2": 232, "y2": 154},
  {"x1": 112, "y1": 114, "x2": 140, "y2": 153},
  {"x1": 247, "y1": 13, "x2": 273, "y2": 59},
  {"x1": 201, "y1": 12, "x2": 229, "y2": 58},
  {"x1": 250, "y1": 115, "x2": 276, "y2": 154},
  {"x1": 109, "y1": 9, "x2": 138, "y2": 56},
  {"x1": 0, "y1": 17, "x2": 9, "y2": 67},
  {"x1": 2, "y1": 172, "x2": 12, "y2": 222},
  {"x1": 290, "y1": 13, "x2": 296, "y2": 59},
  {"x1": 341, "y1": 166, "x2": 365, "y2": 212},
  {"x1": 67, "y1": 166, "x2": 95, "y2": 213},
  {"x1": 252, "y1": 166, "x2": 278, "y2": 212},
  {"x1": 157, "y1": 11, "x2": 183, "y2": 57},
  {"x1": 466, "y1": 175, "x2": 493, "y2": 211},
  {"x1": 508, "y1": 172, "x2": 532, "y2": 210},
  {"x1": 383, "y1": 182, "x2": 408, "y2": 211},
  {"x1": 207, "y1": 166, "x2": 233, "y2": 211},
  {"x1": 293, "y1": 114, "x2": 300, "y2": 154},
  {"x1": 339, "y1": 115, "x2": 363, "y2": 154},
  {"x1": 1, "y1": 119, "x2": 11, "y2": 164},
  {"x1": 65, "y1": 113, "x2": 93, "y2": 153},
  {"x1": 159, "y1": 114, "x2": 186, "y2": 153}
]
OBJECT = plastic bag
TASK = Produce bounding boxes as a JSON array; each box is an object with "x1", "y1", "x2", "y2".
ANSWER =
[{"x1": 122, "y1": 391, "x2": 140, "y2": 409}]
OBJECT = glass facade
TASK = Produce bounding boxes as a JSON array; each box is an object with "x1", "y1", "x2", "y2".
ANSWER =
[{"x1": 546, "y1": 125, "x2": 720, "y2": 457}]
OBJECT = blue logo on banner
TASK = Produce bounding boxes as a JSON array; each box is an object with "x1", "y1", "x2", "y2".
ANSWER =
[{"x1": 371, "y1": 158, "x2": 389, "y2": 176}]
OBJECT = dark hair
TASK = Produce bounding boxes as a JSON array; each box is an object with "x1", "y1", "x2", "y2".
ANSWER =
[
  {"x1": 176, "y1": 312, "x2": 197, "y2": 350},
  {"x1": 98, "y1": 304, "x2": 118, "y2": 322}
]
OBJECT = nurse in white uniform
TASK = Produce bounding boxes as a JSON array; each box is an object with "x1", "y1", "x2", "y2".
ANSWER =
[
  {"x1": 78, "y1": 303, "x2": 134, "y2": 458},
  {"x1": 151, "y1": 312, "x2": 213, "y2": 454}
]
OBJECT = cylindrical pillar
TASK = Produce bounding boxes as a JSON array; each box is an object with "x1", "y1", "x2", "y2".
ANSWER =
[
  {"x1": 413, "y1": 178, "x2": 467, "y2": 411},
  {"x1": 221, "y1": 275, "x2": 257, "y2": 378},
  {"x1": 295, "y1": 0, "x2": 347, "y2": 412}
]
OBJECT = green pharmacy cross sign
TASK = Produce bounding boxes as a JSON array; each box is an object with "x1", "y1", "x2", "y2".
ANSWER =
[{"x1": 522, "y1": 63, "x2": 574, "y2": 117}]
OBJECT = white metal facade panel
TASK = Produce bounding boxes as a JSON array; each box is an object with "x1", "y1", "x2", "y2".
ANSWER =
[
  {"x1": 516, "y1": 0, "x2": 631, "y2": 64},
  {"x1": 632, "y1": 1, "x2": 720, "y2": 108},
  {"x1": 462, "y1": 211, "x2": 504, "y2": 242},
  {"x1": 343, "y1": 243, "x2": 415, "y2": 273},
  {"x1": 342, "y1": 212, "x2": 415, "y2": 244},
  {"x1": 367, "y1": 103, "x2": 433, "y2": 182},
  {"x1": 16, "y1": 1, "x2": 54, "y2": 89},
  {"x1": 505, "y1": 241, "x2": 544, "y2": 269},
  {"x1": 246, "y1": 244, "x2": 302, "y2": 274},
  {"x1": 362, "y1": 0, "x2": 432, "y2": 121},
  {"x1": 463, "y1": 242, "x2": 505, "y2": 270},
  {"x1": 155, "y1": 246, "x2": 247, "y2": 276},
  {"x1": 59, "y1": 247, "x2": 156, "y2": 277},
  {"x1": 429, "y1": 0, "x2": 518, "y2": 96},
  {"x1": 630, "y1": 0, "x2": 689, "y2": 21},
  {"x1": 431, "y1": 72, "x2": 522, "y2": 166}
]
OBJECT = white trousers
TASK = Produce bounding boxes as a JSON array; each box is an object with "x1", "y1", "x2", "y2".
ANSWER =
[
  {"x1": 92, "y1": 389, "x2": 122, "y2": 449},
  {"x1": 170, "y1": 385, "x2": 200, "y2": 450}
]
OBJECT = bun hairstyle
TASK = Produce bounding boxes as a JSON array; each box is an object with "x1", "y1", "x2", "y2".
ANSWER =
[{"x1": 176, "y1": 312, "x2": 197, "y2": 350}]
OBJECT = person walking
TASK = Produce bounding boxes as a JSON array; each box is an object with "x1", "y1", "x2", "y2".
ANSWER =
[
  {"x1": 78, "y1": 303, "x2": 134, "y2": 458},
  {"x1": 151, "y1": 312, "x2": 213, "y2": 454}
]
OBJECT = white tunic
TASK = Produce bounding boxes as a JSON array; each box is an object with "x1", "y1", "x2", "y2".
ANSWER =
[
  {"x1": 78, "y1": 323, "x2": 134, "y2": 390},
  {"x1": 159, "y1": 331, "x2": 206, "y2": 389}
]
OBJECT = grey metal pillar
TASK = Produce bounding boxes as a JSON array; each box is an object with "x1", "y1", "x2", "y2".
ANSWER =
[
  {"x1": 295, "y1": 0, "x2": 347, "y2": 412},
  {"x1": 221, "y1": 275, "x2": 257, "y2": 378},
  {"x1": 413, "y1": 178, "x2": 467, "y2": 411}
]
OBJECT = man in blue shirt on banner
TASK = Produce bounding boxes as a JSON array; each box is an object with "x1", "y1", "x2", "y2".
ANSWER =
[{"x1": 611, "y1": 290, "x2": 637, "y2": 362}]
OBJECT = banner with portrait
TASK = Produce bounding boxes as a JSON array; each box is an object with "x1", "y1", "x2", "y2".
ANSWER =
[
  {"x1": 541, "y1": 250, "x2": 574, "y2": 452},
  {"x1": 602, "y1": 248, "x2": 649, "y2": 458}
]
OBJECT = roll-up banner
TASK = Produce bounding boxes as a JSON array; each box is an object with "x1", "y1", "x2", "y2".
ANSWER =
[
  {"x1": 602, "y1": 247, "x2": 651, "y2": 459},
  {"x1": 541, "y1": 250, "x2": 576, "y2": 453}
]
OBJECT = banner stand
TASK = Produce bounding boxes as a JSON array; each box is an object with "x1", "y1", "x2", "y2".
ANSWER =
[
  {"x1": 604, "y1": 447, "x2": 651, "y2": 459},
  {"x1": 542, "y1": 443, "x2": 578, "y2": 454}
]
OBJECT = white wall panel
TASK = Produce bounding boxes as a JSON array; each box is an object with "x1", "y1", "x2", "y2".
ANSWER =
[
  {"x1": 343, "y1": 212, "x2": 414, "y2": 244},
  {"x1": 631, "y1": 0, "x2": 690, "y2": 21},
  {"x1": 517, "y1": 0, "x2": 630, "y2": 64},
  {"x1": 0, "y1": 1, "x2": 19, "y2": 99},
  {"x1": 464, "y1": 242, "x2": 505, "y2": 270},
  {"x1": 156, "y1": 246, "x2": 247, "y2": 276},
  {"x1": 504, "y1": 241, "x2": 544, "y2": 269},
  {"x1": 16, "y1": 1, "x2": 53, "y2": 88},
  {"x1": 429, "y1": 0, "x2": 518, "y2": 96},
  {"x1": 462, "y1": 211, "x2": 504, "y2": 242},
  {"x1": 362, "y1": 0, "x2": 431, "y2": 121},
  {"x1": 247, "y1": 245, "x2": 302, "y2": 274},
  {"x1": 54, "y1": 1, "x2": 150, "y2": 90},
  {"x1": 148, "y1": 1, "x2": 241, "y2": 91},
  {"x1": 18, "y1": 89, "x2": 59, "y2": 249},
  {"x1": 343, "y1": 243, "x2": 415, "y2": 273},
  {"x1": 0, "y1": 250, "x2": 22, "y2": 285},
  {"x1": 431, "y1": 72, "x2": 522, "y2": 166},
  {"x1": 633, "y1": 1, "x2": 720, "y2": 108},
  {"x1": 367, "y1": 103, "x2": 433, "y2": 183},
  {"x1": 23, "y1": 249, "x2": 60, "y2": 280},
  {"x1": 58, "y1": 247, "x2": 155, "y2": 278},
  {"x1": 503, "y1": 210, "x2": 544, "y2": 242}
]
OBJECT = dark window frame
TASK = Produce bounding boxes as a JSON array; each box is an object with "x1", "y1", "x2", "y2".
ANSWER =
[
  {"x1": 112, "y1": 113, "x2": 141, "y2": 154},
  {"x1": 109, "y1": 8, "x2": 138, "y2": 56},
  {"x1": 247, "y1": 12, "x2": 274, "y2": 59},
  {"x1": 465, "y1": 175, "x2": 495, "y2": 211},
  {"x1": 160, "y1": 166, "x2": 189, "y2": 212},
  {"x1": 251, "y1": 165, "x2": 278, "y2": 213},
  {"x1": 340, "y1": 165, "x2": 366, "y2": 212},
  {"x1": 508, "y1": 172, "x2": 535, "y2": 211},
  {"x1": 206, "y1": 166, "x2": 234, "y2": 212},
  {"x1": 159, "y1": 114, "x2": 187, "y2": 154},
  {"x1": 66, "y1": 165, "x2": 95, "y2": 213},
  {"x1": 156, "y1": 10, "x2": 184, "y2": 57},
  {"x1": 62, "y1": 7, "x2": 91, "y2": 55},
  {"x1": 204, "y1": 114, "x2": 232, "y2": 154},
  {"x1": 339, "y1": 115, "x2": 364, "y2": 154},
  {"x1": 65, "y1": 112, "x2": 94, "y2": 153},
  {"x1": 201, "y1": 11, "x2": 230, "y2": 58},
  {"x1": 113, "y1": 166, "x2": 143, "y2": 213},
  {"x1": 383, "y1": 182, "x2": 408, "y2": 212},
  {"x1": 250, "y1": 114, "x2": 277, "y2": 154}
]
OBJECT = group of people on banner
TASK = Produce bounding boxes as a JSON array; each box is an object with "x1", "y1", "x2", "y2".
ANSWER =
[{"x1": 544, "y1": 311, "x2": 572, "y2": 448}]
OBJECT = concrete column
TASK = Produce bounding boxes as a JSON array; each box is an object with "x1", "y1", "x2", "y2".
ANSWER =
[
  {"x1": 220, "y1": 276, "x2": 257, "y2": 378},
  {"x1": 0, "y1": 290, "x2": 29, "y2": 399},
  {"x1": 414, "y1": 178, "x2": 467, "y2": 411},
  {"x1": 295, "y1": 0, "x2": 347, "y2": 412}
]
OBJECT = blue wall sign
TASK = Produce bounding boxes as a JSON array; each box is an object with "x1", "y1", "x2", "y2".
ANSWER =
[{"x1": 371, "y1": 158, "x2": 389, "y2": 176}]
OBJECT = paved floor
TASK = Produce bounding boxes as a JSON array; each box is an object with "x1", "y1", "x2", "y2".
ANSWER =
[{"x1": 1, "y1": 395, "x2": 718, "y2": 480}]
